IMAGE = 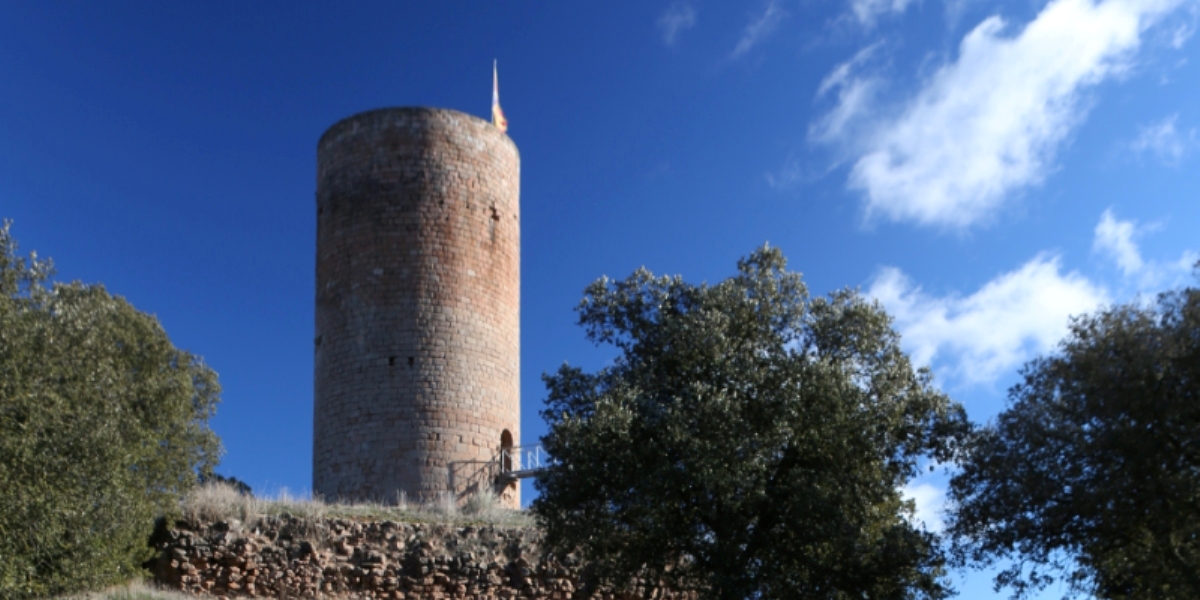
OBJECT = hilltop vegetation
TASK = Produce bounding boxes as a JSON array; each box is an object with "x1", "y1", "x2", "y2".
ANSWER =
[
  {"x1": 535, "y1": 246, "x2": 969, "y2": 600},
  {"x1": 0, "y1": 222, "x2": 222, "y2": 599},
  {"x1": 948, "y1": 274, "x2": 1200, "y2": 599}
]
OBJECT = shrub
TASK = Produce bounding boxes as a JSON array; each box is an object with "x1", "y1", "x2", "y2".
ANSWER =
[{"x1": 0, "y1": 222, "x2": 221, "y2": 598}]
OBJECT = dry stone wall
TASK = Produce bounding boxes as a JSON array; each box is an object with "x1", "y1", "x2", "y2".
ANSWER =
[
  {"x1": 314, "y1": 107, "x2": 521, "y2": 508},
  {"x1": 149, "y1": 515, "x2": 696, "y2": 600}
]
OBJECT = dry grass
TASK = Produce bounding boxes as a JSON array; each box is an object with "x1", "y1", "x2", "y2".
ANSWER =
[
  {"x1": 179, "y1": 482, "x2": 534, "y2": 529},
  {"x1": 54, "y1": 579, "x2": 193, "y2": 600}
]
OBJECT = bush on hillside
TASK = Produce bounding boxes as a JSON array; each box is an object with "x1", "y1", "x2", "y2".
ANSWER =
[
  {"x1": 0, "y1": 221, "x2": 221, "y2": 599},
  {"x1": 534, "y1": 246, "x2": 968, "y2": 600},
  {"x1": 948, "y1": 272, "x2": 1200, "y2": 599}
]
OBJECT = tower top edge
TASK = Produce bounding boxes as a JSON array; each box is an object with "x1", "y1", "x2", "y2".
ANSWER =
[{"x1": 318, "y1": 107, "x2": 516, "y2": 153}]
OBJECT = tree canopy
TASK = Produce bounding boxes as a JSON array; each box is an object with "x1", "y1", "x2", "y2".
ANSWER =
[
  {"x1": 532, "y1": 246, "x2": 968, "y2": 600},
  {"x1": 947, "y1": 275, "x2": 1200, "y2": 599},
  {"x1": 0, "y1": 221, "x2": 222, "y2": 599}
]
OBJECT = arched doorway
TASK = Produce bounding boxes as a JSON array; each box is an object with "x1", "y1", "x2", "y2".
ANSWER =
[{"x1": 500, "y1": 429, "x2": 514, "y2": 473}]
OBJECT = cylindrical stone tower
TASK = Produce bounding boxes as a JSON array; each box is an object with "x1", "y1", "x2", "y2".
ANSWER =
[{"x1": 314, "y1": 107, "x2": 520, "y2": 508}]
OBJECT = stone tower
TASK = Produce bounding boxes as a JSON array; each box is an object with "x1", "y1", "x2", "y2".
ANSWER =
[{"x1": 313, "y1": 107, "x2": 520, "y2": 508}]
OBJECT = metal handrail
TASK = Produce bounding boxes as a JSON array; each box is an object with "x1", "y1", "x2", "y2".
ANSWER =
[{"x1": 498, "y1": 444, "x2": 550, "y2": 479}]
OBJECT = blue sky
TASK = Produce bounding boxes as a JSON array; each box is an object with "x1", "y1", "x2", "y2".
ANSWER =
[{"x1": 2, "y1": 2, "x2": 1197, "y2": 597}]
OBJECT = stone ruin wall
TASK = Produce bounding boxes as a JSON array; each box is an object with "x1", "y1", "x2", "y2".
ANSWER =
[{"x1": 149, "y1": 515, "x2": 696, "y2": 600}]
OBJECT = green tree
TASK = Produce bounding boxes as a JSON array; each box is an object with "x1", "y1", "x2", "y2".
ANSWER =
[
  {"x1": 532, "y1": 246, "x2": 968, "y2": 600},
  {"x1": 0, "y1": 221, "x2": 221, "y2": 599},
  {"x1": 947, "y1": 275, "x2": 1200, "y2": 599}
]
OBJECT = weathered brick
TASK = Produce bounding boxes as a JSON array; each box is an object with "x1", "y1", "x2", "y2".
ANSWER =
[{"x1": 314, "y1": 108, "x2": 520, "y2": 507}]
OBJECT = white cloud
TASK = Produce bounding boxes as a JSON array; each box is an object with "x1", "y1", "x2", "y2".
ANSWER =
[
  {"x1": 658, "y1": 2, "x2": 698, "y2": 47},
  {"x1": 810, "y1": 43, "x2": 884, "y2": 145},
  {"x1": 817, "y1": 43, "x2": 881, "y2": 98},
  {"x1": 901, "y1": 481, "x2": 945, "y2": 532},
  {"x1": 1094, "y1": 208, "x2": 1146, "y2": 276},
  {"x1": 731, "y1": 0, "x2": 787, "y2": 59},
  {"x1": 815, "y1": 0, "x2": 1189, "y2": 229},
  {"x1": 866, "y1": 210, "x2": 1194, "y2": 387},
  {"x1": 1170, "y1": 19, "x2": 1196, "y2": 47},
  {"x1": 1092, "y1": 208, "x2": 1196, "y2": 286},
  {"x1": 851, "y1": 0, "x2": 917, "y2": 27},
  {"x1": 1130, "y1": 113, "x2": 1194, "y2": 164},
  {"x1": 811, "y1": 78, "x2": 879, "y2": 144},
  {"x1": 869, "y1": 254, "x2": 1110, "y2": 385}
]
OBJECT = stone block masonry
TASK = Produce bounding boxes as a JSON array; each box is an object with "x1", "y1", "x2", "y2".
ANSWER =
[
  {"x1": 149, "y1": 516, "x2": 698, "y2": 600},
  {"x1": 314, "y1": 107, "x2": 521, "y2": 507}
]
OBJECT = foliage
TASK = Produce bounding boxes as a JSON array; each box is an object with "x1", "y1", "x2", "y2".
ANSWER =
[
  {"x1": 947, "y1": 276, "x2": 1200, "y2": 599},
  {"x1": 532, "y1": 246, "x2": 969, "y2": 600},
  {"x1": 196, "y1": 472, "x2": 252, "y2": 496},
  {"x1": 0, "y1": 221, "x2": 222, "y2": 599}
]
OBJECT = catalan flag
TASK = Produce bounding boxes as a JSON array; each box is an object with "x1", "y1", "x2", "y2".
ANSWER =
[{"x1": 492, "y1": 60, "x2": 508, "y2": 133}]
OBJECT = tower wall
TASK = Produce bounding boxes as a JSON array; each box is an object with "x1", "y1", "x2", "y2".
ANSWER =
[{"x1": 313, "y1": 107, "x2": 520, "y2": 507}]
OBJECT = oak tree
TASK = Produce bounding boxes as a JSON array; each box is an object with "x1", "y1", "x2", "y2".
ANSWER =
[
  {"x1": 533, "y1": 246, "x2": 968, "y2": 600},
  {"x1": 947, "y1": 275, "x2": 1200, "y2": 599},
  {"x1": 0, "y1": 222, "x2": 222, "y2": 598}
]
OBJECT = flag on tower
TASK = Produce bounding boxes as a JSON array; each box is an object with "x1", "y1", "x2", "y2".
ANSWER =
[{"x1": 492, "y1": 60, "x2": 508, "y2": 133}]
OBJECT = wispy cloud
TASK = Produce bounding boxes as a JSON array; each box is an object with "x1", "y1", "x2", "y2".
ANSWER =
[
  {"x1": 1094, "y1": 208, "x2": 1147, "y2": 277},
  {"x1": 850, "y1": 0, "x2": 917, "y2": 27},
  {"x1": 1093, "y1": 208, "x2": 1196, "y2": 286},
  {"x1": 869, "y1": 255, "x2": 1110, "y2": 386},
  {"x1": 810, "y1": 43, "x2": 884, "y2": 145},
  {"x1": 872, "y1": 208, "x2": 1197, "y2": 386},
  {"x1": 816, "y1": 42, "x2": 883, "y2": 98},
  {"x1": 813, "y1": 0, "x2": 1190, "y2": 230},
  {"x1": 1130, "y1": 113, "x2": 1194, "y2": 165},
  {"x1": 658, "y1": 2, "x2": 698, "y2": 47},
  {"x1": 731, "y1": 0, "x2": 787, "y2": 59},
  {"x1": 1170, "y1": 19, "x2": 1196, "y2": 48}
]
